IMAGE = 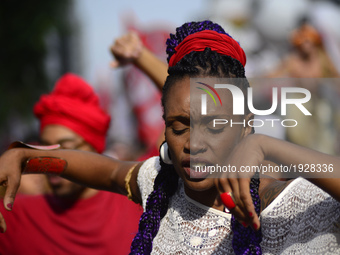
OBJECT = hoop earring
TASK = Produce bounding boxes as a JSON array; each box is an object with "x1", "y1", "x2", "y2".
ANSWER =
[{"x1": 159, "y1": 142, "x2": 172, "y2": 165}]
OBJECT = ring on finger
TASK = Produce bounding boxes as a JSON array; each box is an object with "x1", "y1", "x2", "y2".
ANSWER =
[{"x1": 220, "y1": 192, "x2": 236, "y2": 210}]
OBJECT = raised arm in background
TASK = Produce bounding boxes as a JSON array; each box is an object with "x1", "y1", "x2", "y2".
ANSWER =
[{"x1": 110, "y1": 31, "x2": 168, "y2": 91}]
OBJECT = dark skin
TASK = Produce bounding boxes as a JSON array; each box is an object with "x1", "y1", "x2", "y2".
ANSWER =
[
  {"x1": 164, "y1": 77, "x2": 247, "y2": 201},
  {"x1": 163, "y1": 76, "x2": 290, "y2": 229},
  {"x1": 259, "y1": 177, "x2": 292, "y2": 211}
]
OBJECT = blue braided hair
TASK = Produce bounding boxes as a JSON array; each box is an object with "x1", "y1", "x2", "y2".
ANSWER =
[
  {"x1": 129, "y1": 157, "x2": 178, "y2": 254},
  {"x1": 166, "y1": 20, "x2": 229, "y2": 63},
  {"x1": 130, "y1": 20, "x2": 262, "y2": 255}
]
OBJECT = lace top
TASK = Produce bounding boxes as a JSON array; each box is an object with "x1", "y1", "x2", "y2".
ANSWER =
[{"x1": 137, "y1": 157, "x2": 340, "y2": 254}]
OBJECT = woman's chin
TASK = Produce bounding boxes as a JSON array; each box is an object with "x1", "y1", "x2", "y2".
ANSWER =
[{"x1": 183, "y1": 177, "x2": 215, "y2": 192}]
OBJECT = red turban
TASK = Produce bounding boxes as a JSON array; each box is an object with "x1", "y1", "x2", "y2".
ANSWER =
[{"x1": 34, "y1": 73, "x2": 111, "y2": 153}]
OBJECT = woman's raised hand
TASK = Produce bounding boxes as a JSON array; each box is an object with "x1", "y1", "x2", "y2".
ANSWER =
[
  {"x1": 214, "y1": 134, "x2": 265, "y2": 231},
  {"x1": 110, "y1": 31, "x2": 144, "y2": 68},
  {"x1": 109, "y1": 30, "x2": 168, "y2": 91}
]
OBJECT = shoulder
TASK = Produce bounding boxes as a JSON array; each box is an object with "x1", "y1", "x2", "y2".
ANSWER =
[
  {"x1": 137, "y1": 156, "x2": 161, "y2": 209},
  {"x1": 137, "y1": 156, "x2": 161, "y2": 183},
  {"x1": 259, "y1": 177, "x2": 293, "y2": 211},
  {"x1": 260, "y1": 178, "x2": 340, "y2": 254},
  {"x1": 260, "y1": 177, "x2": 339, "y2": 213}
]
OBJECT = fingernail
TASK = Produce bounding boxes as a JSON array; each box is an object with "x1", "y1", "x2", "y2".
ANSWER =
[
  {"x1": 242, "y1": 222, "x2": 248, "y2": 228},
  {"x1": 0, "y1": 227, "x2": 4, "y2": 233},
  {"x1": 7, "y1": 203, "x2": 13, "y2": 210},
  {"x1": 253, "y1": 223, "x2": 258, "y2": 230},
  {"x1": 249, "y1": 212, "x2": 253, "y2": 217}
]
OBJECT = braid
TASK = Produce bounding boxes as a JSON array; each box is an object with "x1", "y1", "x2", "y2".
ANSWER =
[
  {"x1": 129, "y1": 158, "x2": 178, "y2": 254},
  {"x1": 232, "y1": 174, "x2": 262, "y2": 255},
  {"x1": 166, "y1": 20, "x2": 228, "y2": 63}
]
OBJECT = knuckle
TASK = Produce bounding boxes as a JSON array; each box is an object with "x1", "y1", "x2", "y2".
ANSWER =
[
  {"x1": 9, "y1": 176, "x2": 20, "y2": 186},
  {"x1": 218, "y1": 178, "x2": 228, "y2": 186},
  {"x1": 228, "y1": 178, "x2": 238, "y2": 185},
  {"x1": 8, "y1": 191, "x2": 16, "y2": 199},
  {"x1": 239, "y1": 192, "x2": 248, "y2": 200},
  {"x1": 233, "y1": 193, "x2": 241, "y2": 204}
]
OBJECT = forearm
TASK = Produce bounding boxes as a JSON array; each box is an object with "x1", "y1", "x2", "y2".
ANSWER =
[
  {"x1": 134, "y1": 47, "x2": 168, "y2": 91},
  {"x1": 12, "y1": 148, "x2": 127, "y2": 193},
  {"x1": 258, "y1": 134, "x2": 340, "y2": 201}
]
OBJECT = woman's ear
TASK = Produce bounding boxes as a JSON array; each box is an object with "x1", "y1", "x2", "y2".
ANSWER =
[{"x1": 243, "y1": 112, "x2": 254, "y2": 137}]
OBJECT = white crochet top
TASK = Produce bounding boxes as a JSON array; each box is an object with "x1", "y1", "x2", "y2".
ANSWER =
[{"x1": 137, "y1": 156, "x2": 340, "y2": 254}]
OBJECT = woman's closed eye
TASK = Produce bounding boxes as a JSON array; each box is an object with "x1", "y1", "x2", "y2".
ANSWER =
[
  {"x1": 206, "y1": 122, "x2": 225, "y2": 134},
  {"x1": 172, "y1": 128, "x2": 188, "y2": 135},
  {"x1": 203, "y1": 117, "x2": 229, "y2": 134},
  {"x1": 171, "y1": 121, "x2": 189, "y2": 136}
]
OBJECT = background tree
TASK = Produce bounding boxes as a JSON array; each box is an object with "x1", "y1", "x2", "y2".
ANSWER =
[{"x1": 0, "y1": 0, "x2": 81, "y2": 152}]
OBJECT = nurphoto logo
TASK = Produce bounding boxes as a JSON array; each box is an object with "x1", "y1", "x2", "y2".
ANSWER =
[{"x1": 196, "y1": 80, "x2": 312, "y2": 128}]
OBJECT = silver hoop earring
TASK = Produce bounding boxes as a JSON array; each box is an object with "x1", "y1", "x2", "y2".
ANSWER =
[{"x1": 160, "y1": 142, "x2": 172, "y2": 165}]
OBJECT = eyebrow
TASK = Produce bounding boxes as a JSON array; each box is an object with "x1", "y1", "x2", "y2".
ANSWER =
[
  {"x1": 165, "y1": 115, "x2": 190, "y2": 126},
  {"x1": 201, "y1": 115, "x2": 231, "y2": 121}
]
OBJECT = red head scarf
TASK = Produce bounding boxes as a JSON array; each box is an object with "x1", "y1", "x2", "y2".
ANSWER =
[
  {"x1": 168, "y1": 30, "x2": 246, "y2": 67},
  {"x1": 34, "y1": 73, "x2": 111, "y2": 153}
]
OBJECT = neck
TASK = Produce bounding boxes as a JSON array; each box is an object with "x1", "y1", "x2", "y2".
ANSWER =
[{"x1": 184, "y1": 185, "x2": 224, "y2": 211}]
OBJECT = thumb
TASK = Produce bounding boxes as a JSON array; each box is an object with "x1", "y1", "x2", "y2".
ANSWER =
[{"x1": 3, "y1": 176, "x2": 20, "y2": 211}]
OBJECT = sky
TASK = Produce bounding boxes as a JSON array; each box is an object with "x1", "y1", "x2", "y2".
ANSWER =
[{"x1": 74, "y1": 0, "x2": 207, "y2": 83}]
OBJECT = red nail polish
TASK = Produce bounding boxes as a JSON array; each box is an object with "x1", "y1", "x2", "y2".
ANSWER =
[
  {"x1": 7, "y1": 203, "x2": 13, "y2": 210},
  {"x1": 253, "y1": 223, "x2": 258, "y2": 230},
  {"x1": 0, "y1": 227, "x2": 4, "y2": 233},
  {"x1": 242, "y1": 222, "x2": 248, "y2": 228},
  {"x1": 249, "y1": 212, "x2": 253, "y2": 217}
]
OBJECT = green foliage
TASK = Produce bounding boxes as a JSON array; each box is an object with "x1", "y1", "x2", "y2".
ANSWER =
[{"x1": 0, "y1": 0, "x2": 72, "y2": 133}]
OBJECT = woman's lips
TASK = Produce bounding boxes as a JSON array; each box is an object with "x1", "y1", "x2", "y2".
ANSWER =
[{"x1": 181, "y1": 158, "x2": 212, "y2": 179}]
